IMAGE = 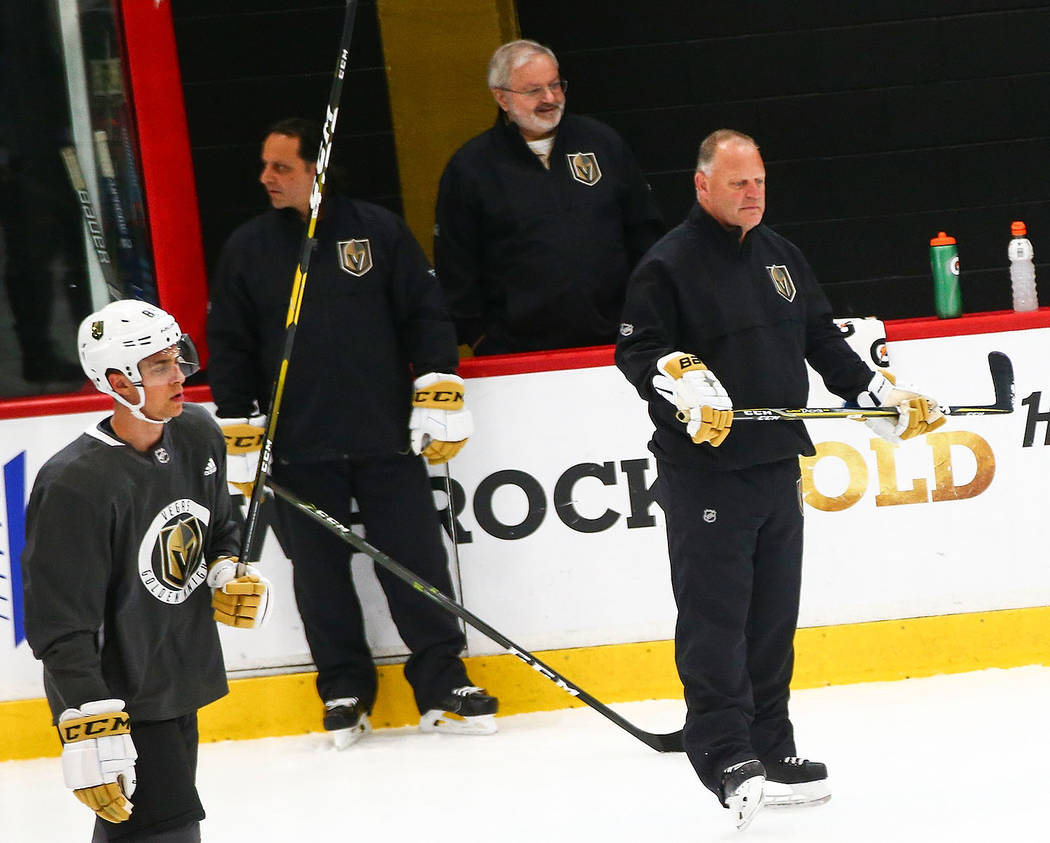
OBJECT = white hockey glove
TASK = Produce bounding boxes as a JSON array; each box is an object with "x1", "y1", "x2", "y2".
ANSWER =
[
  {"x1": 207, "y1": 556, "x2": 273, "y2": 629},
  {"x1": 409, "y1": 372, "x2": 473, "y2": 465},
  {"x1": 856, "y1": 371, "x2": 946, "y2": 442},
  {"x1": 652, "y1": 351, "x2": 734, "y2": 447},
  {"x1": 58, "y1": 699, "x2": 137, "y2": 824},
  {"x1": 219, "y1": 414, "x2": 266, "y2": 497}
]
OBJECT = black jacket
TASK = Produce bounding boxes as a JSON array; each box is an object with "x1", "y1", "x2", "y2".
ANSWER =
[
  {"x1": 616, "y1": 204, "x2": 874, "y2": 471},
  {"x1": 207, "y1": 197, "x2": 458, "y2": 462},
  {"x1": 434, "y1": 113, "x2": 665, "y2": 354}
]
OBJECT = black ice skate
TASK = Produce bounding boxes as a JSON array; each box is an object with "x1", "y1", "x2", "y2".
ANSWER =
[
  {"x1": 419, "y1": 686, "x2": 498, "y2": 736},
  {"x1": 323, "y1": 697, "x2": 371, "y2": 750},
  {"x1": 720, "y1": 759, "x2": 765, "y2": 831},
  {"x1": 762, "y1": 756, "x2": 831, "y2": 807}
]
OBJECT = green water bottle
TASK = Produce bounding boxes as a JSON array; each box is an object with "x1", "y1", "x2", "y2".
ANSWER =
[{"x1": 929, "y1": 231, "x2": 962, "y2": 318}]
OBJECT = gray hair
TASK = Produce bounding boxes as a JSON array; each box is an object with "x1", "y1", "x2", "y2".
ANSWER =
[
  {"x1": 487, "y1": 39, "x2": 558, "y2": 89},
  {"x1": 696, "y1": 129, "x2": 759, "y2": 174}
]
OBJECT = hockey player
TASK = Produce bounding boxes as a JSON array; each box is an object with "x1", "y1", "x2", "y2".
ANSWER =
[
  {"x1": 616, "y1": 130, "x2": 945, "y2": 830},
  {"x1": 207, "y1": 118, "x2": 496, "y2": 749},
  {"x1": 434, "y1": 39, "x2": 665, "y2": 355},
  {"x1": 22, "y1": 300, "x2": 271, "y2": 841}
]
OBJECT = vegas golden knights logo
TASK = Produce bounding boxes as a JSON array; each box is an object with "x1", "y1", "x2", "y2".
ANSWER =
[
  {"x1": 138, "y1": 499, "x2": 211, "y2": 603},
  {"x1": 91, "y1": 320, "x2": 104, "y2": 340},
  {"x1": 337, "y1": 239, "x2": 373, "y2": 276},
  {"x1": 767, "y1": 265, "x2": 797, "y2": 302},
  {"x1": 567, "y1": 152, "x2": 602, "y2": 186},
  {"x1": 159, "y1": 516, "x2": 204, "y2": 588}
]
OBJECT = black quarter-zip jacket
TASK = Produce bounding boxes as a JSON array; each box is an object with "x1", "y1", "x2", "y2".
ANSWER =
[
  {"x1": 616, "y1": 203, "x2": 874, "y2": 471},
  {"x1": 207, "y1": 197, "x2": 458, "y2": 463},
  {"x1": 434, "y1": 113, "x2": 665, "y2": 353}
]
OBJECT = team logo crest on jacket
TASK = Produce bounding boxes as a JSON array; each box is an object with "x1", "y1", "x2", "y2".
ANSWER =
[
  {"x1": 567, "y1": 152, "x2": 602, "y2": 186},
  {"x1": 766, "y1": 265, "x2": 797, "y2": 302},
  {"x1": 138, "y1": 499, "x2": 211, "y2": 603},
  {"x1": 337, "y1": 239, "x2": 373, "y2": 276}
]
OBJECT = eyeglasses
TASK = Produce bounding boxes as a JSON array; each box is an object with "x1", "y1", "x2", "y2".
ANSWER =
[{"x1": 498, "y1": 79, "x2": 568, "y2": 98}]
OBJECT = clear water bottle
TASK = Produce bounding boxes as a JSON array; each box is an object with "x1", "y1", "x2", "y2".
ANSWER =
[{"x1": 1008, "y1": 220, "x2": 1038, "y2": 312}]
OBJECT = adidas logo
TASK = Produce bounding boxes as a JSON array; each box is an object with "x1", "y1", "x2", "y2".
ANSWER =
[{"x1": 203, "y1": 457, "x2": 217, "y2": 476}]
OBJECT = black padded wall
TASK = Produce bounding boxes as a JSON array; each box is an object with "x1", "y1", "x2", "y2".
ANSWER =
[
  {"x1": 519, "y1": 1, "x2": 1050, "y2": 318},
  {"x1": 170, "y1": 0, "x2": 400, "y2": 278}
]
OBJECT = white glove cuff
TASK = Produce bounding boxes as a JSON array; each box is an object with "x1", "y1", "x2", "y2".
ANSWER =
[
  {"x1": 859, "y1": 371, "x2": 894, "y2": 407},
  {"x1": 207, "y1": 557, "x2": 262, "y2": 589}
]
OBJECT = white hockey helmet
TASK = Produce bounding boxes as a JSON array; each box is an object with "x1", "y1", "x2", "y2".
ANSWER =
[{"x1": 78, "y1": 300, "x2": 199, "y2": 421}]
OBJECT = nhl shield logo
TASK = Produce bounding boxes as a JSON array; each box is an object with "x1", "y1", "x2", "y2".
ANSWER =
[
  {"x1": 338, "y1": 239, "x2": 373, "y2": 276},
  {"x1": 767, "y1": 265, "x2": 796, "y2": 302},
  {"x1": 567, "y1": 152, "x2": 602, "y2": 186},
  {"x1": 703, "y1": 509, "x2": 717, "y2": 523}
]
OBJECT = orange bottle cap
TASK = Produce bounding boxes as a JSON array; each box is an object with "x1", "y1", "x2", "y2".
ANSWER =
[
  {"x1": 1011, "y1": 220, "x2": 1027, "y2": 237},
  {"x1": 930, "y1": 231, "x2": 956, "y2": 246}
]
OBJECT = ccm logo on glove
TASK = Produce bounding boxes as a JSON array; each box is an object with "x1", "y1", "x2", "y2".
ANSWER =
[
  {"x1": 413, "y1": 385, "x2": 465, "y2": 406},
  {"x1": 410, "y1": 373, "x2": 473, "y2": 465},
  {"x1": 59, "y1": 713, "x2": 131, "y2": 743}
]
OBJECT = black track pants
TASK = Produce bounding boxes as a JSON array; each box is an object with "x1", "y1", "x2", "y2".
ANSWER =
[
  {"x1": 272, "y1": 454, "x2": 470, "y2": 714},
  {"x1": 657, "y1": 457, "x2": 803, "y2": 796}
]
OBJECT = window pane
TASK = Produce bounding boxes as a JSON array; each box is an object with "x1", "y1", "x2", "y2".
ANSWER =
[{"x1": 0, "y1": 0, "x2": 156, "y2": 398}]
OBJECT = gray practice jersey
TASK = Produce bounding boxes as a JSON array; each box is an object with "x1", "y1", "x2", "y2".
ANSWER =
[{"x1": 23, "y1": 403, "x2": 239, "y2": 723}]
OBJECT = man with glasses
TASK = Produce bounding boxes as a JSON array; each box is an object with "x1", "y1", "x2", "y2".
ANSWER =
[{"x1": 434, "y1": 39, "x2": 664, "y2": 356}]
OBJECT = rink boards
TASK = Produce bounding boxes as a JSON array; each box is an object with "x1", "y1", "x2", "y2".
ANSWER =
[{"x1": 2, "y1": 317, "x2": 1049, "y2": 758}]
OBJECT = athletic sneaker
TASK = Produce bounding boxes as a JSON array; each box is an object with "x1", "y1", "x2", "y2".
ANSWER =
[
  {"x1": 720, "y1": 759, "x2": 765, "y2": 831},
  {"x1": 762, "y1": 756, "x2": 831, "y2": 807},
  {"x1": 419, "y1": 685, "x2": 498, "y2": 735},
  {"x1": 323, "y1": 697, "x2": 371, "y2": 750}
]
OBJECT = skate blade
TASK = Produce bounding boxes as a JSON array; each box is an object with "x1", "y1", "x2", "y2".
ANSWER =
[
  {"x1": 726, "y1": 775, "x2": 765, "y2": 831},
  {"x1": 419, "y1": 710, "x2": 498, "y2": 736},
  {"x1": 330, "y1": 714, "x2": 371, "y2": 750},
  {"x1": 763, "y1": 779, "x2": 831, "y2": 808}
]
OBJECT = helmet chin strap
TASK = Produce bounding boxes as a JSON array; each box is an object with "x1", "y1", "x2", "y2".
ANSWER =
[{"x1": 114, "y1": 385, "x2": 172, "y2": 425}]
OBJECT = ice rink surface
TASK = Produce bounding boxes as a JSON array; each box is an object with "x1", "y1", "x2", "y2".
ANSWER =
[{"x1": 3, "y1": 665, "x2": 1046, "y2": 841}]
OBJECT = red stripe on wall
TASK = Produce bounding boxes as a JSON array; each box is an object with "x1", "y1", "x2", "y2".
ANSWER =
[
  {"x1": 119, "y1": 0, "x2": 210, "y2": 366},
  {"x1": 884, "y1": 308, "x2": 1050, "y2": 342}
]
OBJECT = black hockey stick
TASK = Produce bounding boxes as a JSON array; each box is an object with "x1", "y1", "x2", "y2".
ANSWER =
[
  {"x1": 93, "y1": 130, "x2": 148, "y2": 300},
  {"x1": 708, "y1": 351, "x2": 1013, "y2": 422},
  {"x1": 267, "y1": 479, "x2": 685, "y2": 754},
  {"x1": 59, "y1": 145, "x2": 124, "y2": 302},
  {"x1": 240, "y1": 0, "x2": 358, "y2": 571}
]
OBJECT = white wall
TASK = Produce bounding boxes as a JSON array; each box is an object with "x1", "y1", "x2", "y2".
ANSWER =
[{"x1": 3, "y1": 319, "x2": 1047, "y2": 701}]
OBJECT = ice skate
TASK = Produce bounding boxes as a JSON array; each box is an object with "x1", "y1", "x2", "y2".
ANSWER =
[
  {"x1": 323, "y1": 697, "x2": 371, "y2": 750},
  {"x1": 762, "y1": 756, "x2": 830, "y2": 807},
  {"x1": 419, "y1": 686, "x2": 498, "y2": 736},
  {"x1": 720, "y1": 759, "x2": 765, "y2": 831}
]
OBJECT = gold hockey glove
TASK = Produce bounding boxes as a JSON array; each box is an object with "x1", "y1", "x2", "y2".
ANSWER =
[
  {"x1": 58, "y1": 699, "x2": 137, "y2": 824},
  {"x1": 409, "y1": 373, "x2": 473, "y2": 464},
  {"x1": 207, "y1": 557, "x2": 273, "y2": 629},
  {"x1": 857, "y1": 371, "x2": 946, "y2": 442},
  {"x1": 219, "y1": 414, "x2": 266, "y2": 497},
  {"x1": 652, "y1": 351, "x2": 734, "y2": 447}
]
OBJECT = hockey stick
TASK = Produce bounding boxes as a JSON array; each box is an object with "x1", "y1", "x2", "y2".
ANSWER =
[
  {"x1": 266, "y1": 479, "x2": 685, "y2": 754},
  {"x1": 239, "y1": 0, "x2": 358, "y2": 571},
  {"x1": 93, "y1": 130, "x2": 148, "y2": 300},
  {"x1": 705, "y1": 351, "x2": 1013, "y2": 422},
  {"x1": 59, "y1": 145, "x2": 123, "y2": 302}
]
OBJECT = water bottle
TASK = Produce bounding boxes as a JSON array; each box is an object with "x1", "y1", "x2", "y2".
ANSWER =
[
  {"x1": 1008, "y1": 220, "x2": 1038, "y2": 312},
  {"x1": 929, "y1": 231, "x2": 962, "y2": 318}
]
